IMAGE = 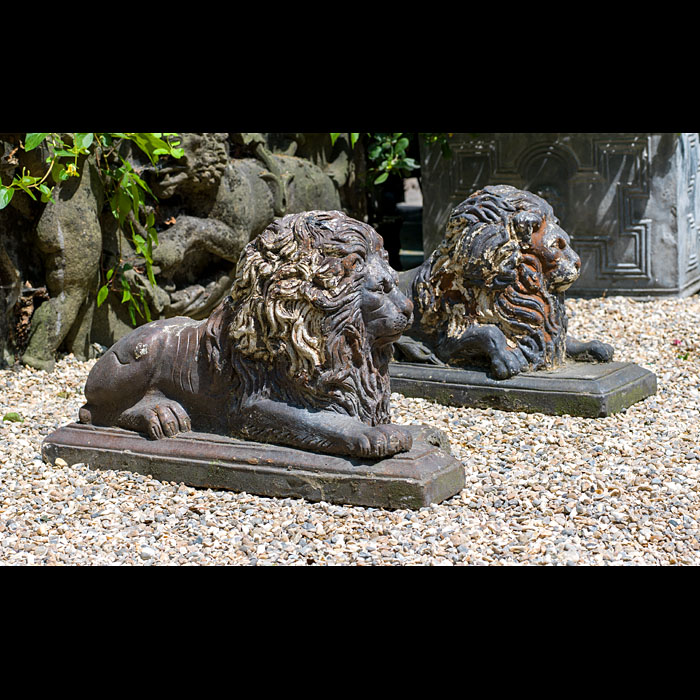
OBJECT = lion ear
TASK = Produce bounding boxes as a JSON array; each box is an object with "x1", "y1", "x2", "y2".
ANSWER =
[{"x1": 512, "y1": 210, "x2": 542, "y2": 239}]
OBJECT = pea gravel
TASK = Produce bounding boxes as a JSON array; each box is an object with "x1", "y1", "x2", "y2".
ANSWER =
[{"x1": 1, "y1": 295, "x2": 699, "y2": 566}]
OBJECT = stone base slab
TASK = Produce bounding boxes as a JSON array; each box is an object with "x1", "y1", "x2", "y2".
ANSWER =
[
  {"x1": 41, "y1": 423, "x2": 465, "y2": 510},
  {"x1": 390, "y1": 360, "x2": 657, "y2": 417}
]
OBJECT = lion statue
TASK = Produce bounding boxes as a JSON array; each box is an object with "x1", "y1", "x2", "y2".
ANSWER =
[
  {"x1": 394, "y1": 185, "x2": 614, "y2": 379},
  {"x1": 79, "y1": 210, "x2": 415, "y2": 460},
  {"x1": 93, "y1": 133, "x2": 345, "y2": 348},
  {"x1": 137, "y1": 132, "x2": 342, "y2": 320}
]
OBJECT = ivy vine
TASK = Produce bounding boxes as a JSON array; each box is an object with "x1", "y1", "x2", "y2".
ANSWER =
[{"x1": 0, "y1": 133, "x2": 184, "y2": 325}]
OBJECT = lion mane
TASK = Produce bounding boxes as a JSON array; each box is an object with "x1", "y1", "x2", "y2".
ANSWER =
[
  {"x1": 413, "y1": 185, "x2": 578, "y2": 370},
  {"x1": 204, "y1": 210, "x2": 394, "y2": 426}
]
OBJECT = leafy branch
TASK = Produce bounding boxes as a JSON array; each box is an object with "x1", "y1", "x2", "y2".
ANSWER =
[
  {"x1": 0, "y1": 132, "x2": 184, "y2": 325},
  {"x1": 329, "y1": 132, "x2": 453, "y2": 185}
]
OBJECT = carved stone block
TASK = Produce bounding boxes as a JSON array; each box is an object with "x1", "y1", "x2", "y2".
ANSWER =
[
  {"x1": 390, "y1": 360, "x2": 657, "y2": 418},
  {"x1": 41, "y1": 423, "x2": 466, "y2": 509}
]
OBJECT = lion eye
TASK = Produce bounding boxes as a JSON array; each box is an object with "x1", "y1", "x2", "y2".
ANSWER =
[
  {"x1": 557, "y1": 237, "x2": 567, "y2": 250},
  {"x1": 372, "y1": 278, "x2": 392, "y2": 293}
]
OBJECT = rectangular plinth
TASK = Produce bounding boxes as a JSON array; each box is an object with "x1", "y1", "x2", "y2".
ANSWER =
[
  {"x1": 41, "y1": 423, "x2": 465, "y2": 510},
  {"x1": 390, "y1": 360, "x2": 657, "y2": 417}
]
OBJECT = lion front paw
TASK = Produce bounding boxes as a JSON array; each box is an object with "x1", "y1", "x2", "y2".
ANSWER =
[
  {"x1": 352, "y1": 424, "x2": 413, "y2": 460},
  {"x1": 490, "y1": 347, "x2": 529, "y2": 380},
  {"x1": 567, "y1": 339, "x2": 615, "y2": 363},
  {"x1": 393, "y1": 337, "x2": 445, "y2": 365},
  {"x1": 119, "y1": 397, "x2": 192, "y2": 440},
  {"x1": 148, "y1": 400, "x2": 192, "y2": 439},
  {"x1": 587, "y1": 340, "x2": 614, "y2": 363}
]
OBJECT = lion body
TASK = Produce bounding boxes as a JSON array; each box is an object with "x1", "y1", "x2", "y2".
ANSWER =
[
  {"x1": 397, "y1": 185, "x2": 613, "y2": 378},
  {"x1": 80, "y1": 210, "x2": 415, "y2": 459}
]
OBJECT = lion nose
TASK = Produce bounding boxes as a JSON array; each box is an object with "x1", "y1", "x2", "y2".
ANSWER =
[{"x1": 400, "y1": 293, "x2": 414, "y2": 322}]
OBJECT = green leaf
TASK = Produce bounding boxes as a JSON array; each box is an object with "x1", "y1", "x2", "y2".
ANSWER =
[
  {"x1": 74, "y1": 133, "x2": 94, "y2": 151},
  {"x1": 53, "y1": 148, "x2": 78, "y2": 158},
  {"x1": 0, "y1": 186, "x2": 14, "y2": 209},
  {"x1": 129, "y1": 294, "x2": 143, "y2": 319},
  {"x1": 374, "y1": 172, "x2": 389, "y2": 184},
  {"x1": 130, "y1": 172, "x2": 155, "y2": 198},
  {"x1": 140, "y1": 290, "x2": 152, "y2": 322},
  {"x1": 97, "y1": 285, "x2": 109, "y2": 307},
  {"x1": 2, "y1": 412, "x2": 23, "y2": 422},
  {"x1": 350, "y1": 133, "x2": 360, "y2": 148},
  {"x1": 147, "y1": 263, "x2": 157, "y2": 288},
  {"x1": 15, "y1": 180, "x2": 37, "y2": 200},
  {"x1": 51, "y1": 162, "x2": 68, "y2": 183},
  {"x1": 396, "y1": 137, "x2": 410, "y2": 153},
  {"x1": 127, "y1": 133, "x2": 176, "y2": 165},
  {"x1": 25, "y1": 133, "x2": 49, "y2": 151},
  {"x1": 116, "y1": 190, "x2": 131, "y2": 226},
  {"x1": 106, "y1": 268, "x2": 114, "y2": 281},
  {"x1": 38, "y1": 184, "x2": 55, "y2": 203},
  {"x1": 128, "y1": 180, "x2": 141, "y2": 217},
  {"x1": 330, "y1": 133, "x2": 340, "y2": 146}
]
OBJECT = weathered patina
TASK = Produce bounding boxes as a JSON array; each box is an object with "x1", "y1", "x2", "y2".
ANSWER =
[
  {"x1": 394, "y1": 185, "x2": 615, "y2": 378},
  {"x1": 79, "y1": 210, "x2": 416, "y2": 460}
]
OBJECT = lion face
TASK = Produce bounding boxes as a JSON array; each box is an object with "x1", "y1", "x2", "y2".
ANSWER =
[
  {"x1": 360, "y1": 254, "x2": 413, "y2": 346},
  {"x1": 227, "y1": 209, "x2": 408, "y2": 425},
  {"x1": 415, "y1": 185, "x2": 584, "y2": 370},
  {"x1": 151, "y1": 132, "x2": 229, "y2": 199},
  {"x1": 518, "y1": 210, "x2": 581, "y2": 292}
]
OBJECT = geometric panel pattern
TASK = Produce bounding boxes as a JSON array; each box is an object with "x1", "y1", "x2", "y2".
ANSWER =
[{"x1": 420, "y1": 133, "x2": 700, "y2": 296}]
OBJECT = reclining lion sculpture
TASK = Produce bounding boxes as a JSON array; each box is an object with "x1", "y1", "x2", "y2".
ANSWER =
[
  {"x1": 79, "y1": 210, "x2": 415, "y2": 460},
  {"x1": 395, "y1": 185, "x2": 614, "y2": 378}
]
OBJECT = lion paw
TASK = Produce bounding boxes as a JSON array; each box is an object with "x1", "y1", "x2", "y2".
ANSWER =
[
  {"x1": 393, "y1": 337, "x2": 445, "y2": 365},
  {"x1": 352, "y1": 424, "x2": 413, "y2": 459},
  {"x1": 587, "y1": 340, "x2": 614, "y2": 362},
  {"x1": 568, "y1": 339, "x2": 615, "y2": 364},
  {"x1": 147, "y1": 401, "x2": 192, "y2": 439},
  {"x1": 490, "y1": 347, "x2": 529, "y2": 379},
  {"x1": 119, "y1": 398, "x2": 192, "y2": 440}
]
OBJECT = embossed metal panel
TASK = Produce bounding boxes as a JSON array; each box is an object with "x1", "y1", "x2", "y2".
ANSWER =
[{"x1": 420, "y1": 133, "x2": 700, "y2": 297}]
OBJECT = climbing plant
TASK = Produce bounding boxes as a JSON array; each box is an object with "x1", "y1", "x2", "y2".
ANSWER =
[
  {"x1": 0, "y1": 133, "x2": 184, "y2": 325},
  {"x1": 330, "y1": 132, "x2": 453, "y2": 184}
]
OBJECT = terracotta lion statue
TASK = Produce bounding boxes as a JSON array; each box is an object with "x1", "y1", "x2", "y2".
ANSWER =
[
  {"x1": 79, "y1": 210, "x2": 415, "y2": 460},
  {"x1": 394, "y1": 185, "x2": 614, "y2": 378}
]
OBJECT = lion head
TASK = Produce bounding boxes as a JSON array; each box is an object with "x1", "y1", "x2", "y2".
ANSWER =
[
  {"x1": 151, "y1": 132, "x2": 229, "y2": 199},
  {"x1": 221, "y1": 210, "x2": 413, "y2": 425},
  {"x1": 415, "y1": 185, "x2": 581, "y2": 369}
]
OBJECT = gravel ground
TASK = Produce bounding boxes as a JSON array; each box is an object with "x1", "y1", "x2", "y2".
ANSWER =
[{"x1": 1, "y1": 295, "x2": 699, "y2": 566}]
